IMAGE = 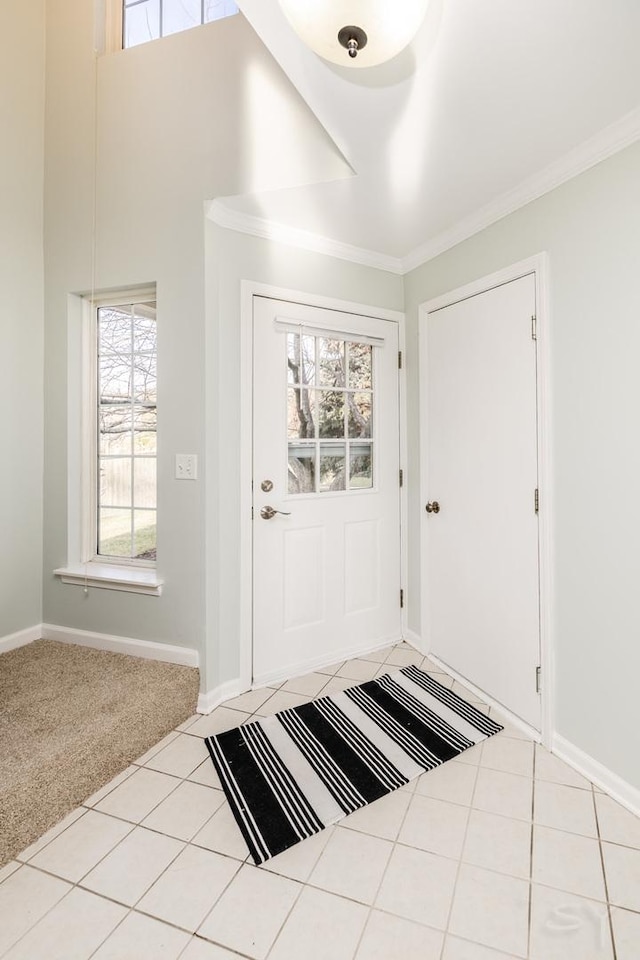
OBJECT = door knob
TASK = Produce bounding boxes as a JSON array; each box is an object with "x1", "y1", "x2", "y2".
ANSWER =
[
  {"x1": 425, "y1": 501, "x2": 440, "y2": 514},
  {"x1": 260, "y1": 505, "x2": 292, "y2": 520}
]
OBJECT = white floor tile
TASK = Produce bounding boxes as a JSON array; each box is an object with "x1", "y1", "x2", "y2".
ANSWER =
[
  {"x1": 384, "y1": 647, "x2": 423, "y2": 668},
  {"x1": 268, "y1": 886, "x2": 368, "y2": 960},
  {"x1": 253, "y1": 690, "x2": 313, "y2": 716},
  {"x1": 355, "y1": 909, "x2": 443, "y2": 959},
  {"x1": 138, "y1": 844, "x2": 240, "y2": 933},
  {"x1": 144, "y1": 733, "x2": 210, "y2": 778},
  {"x1": 473, "y1": 768, "x2": 533, "y2": 822},
  {"x1": 95, "y1": 767, "x2": 181, "y2": 823},
  {"x1": 176, "y1": 714, "x2": 200, "y2": 732},
  {"x1": 309, "y1": 828, "x2": 392, "y2": 905},
  {"x1": 92, "y1": 911, "x2": 190, "y2": 959},
  {"x1": 336, "y1": 659, "x2": 380, "y2": 682},
  {"x1": 222, "y1": 687, "x2": 277, "y2": 714},
  {"x1": 399, "y1": 794, "x2": 469, "y2": 859},
  {"x1": 83, "y1": 767, "x2": 138, "y2": 808},
  {"x1": 142, "y1": 781, "x2": 224, "y2": 841},
  {"x1": 0, "y1": 866, "x2": 71, "y2": 956},
  {"x1": 449, "y1": 864, "x2": 529, "y2": 958},
  {"x1": 179, "y1": 940, "x2": 244, "y2": 960},
  {"x1": 601, "y1": 842, "x2": 640, "y2": 911},
  {"x1": 443, "y1": 937, "x2": 522, "y2": 959},
  {"x1": 198, "y1": 862, "x2": 300, "y2": 958},
  {"x1": 375, "y1": 845, "x2": 458, "y2": 929},
  {"x1": 16, "y1": 807, "x2": 87, "y2": 861},
  {"x1": 280, "y1": 672, "x2": 330, "y2": 698},
  {"x1": 340, "y1": 787, "x2": 411, "y2": 841},
  {"x1": 480, "y1": 738, "x2": 534, "y2": 778},
  {"x1": 534, "y1": 745, "x2": 591, "y2": 789},
  {"x1": 451, "y1": 681, "x2": 485, "y2": 703},
  {"x1": 361, "y1": 645, "x2": 395, "y2": 663},
  {"x1": 134, "y1": 731, "x2": 179, "y2": 766},
  {"x1": 530, "y1": 884, "x2": 613, "y2": 959},
  {"x1": 462, "y1": 810, "x2": 531, "y2": 879},
  {"x1": 262, "y1": 827, "x2": 335, "y2": 883},
  {"x1": 532, "y1": 824, "x2": 606, "y2": 900},
  {"x1": 2, "y1": 887, "x2": 127, "y2": 960},
  {"x1": 192, "y1": 801, "x2": 249, "y2": 861},
  {"x1": 490, "y1": 716, "x2": 532, "y2": 742},
  {"x1": 81, "y1": 826, "x2": 184, "y2": 906},
  {"x1": 319, "y1": 675, "x2": 359, "y2": 696},
  {"x1": 534, "y1": 780, "x2": 598, "y2": 837},
  {"x1": 187, "y1": 708, "x2": 251, "y2": 738},
  {"x1": 28, "y1": 810, "x2": 132, "y2": 883},
  {"x1": 611, "y1": 906, "x2": 640, "y2": 960},
  {"x1": 415, "y1": 759, "x2": 477, "y2": 806},
  {"x1": 188, "y1": 759, "x2": 222, "y2": 790},
  {"x1": 0, "y1": 861, "x2": 20, "y2": 884},
  {"x1": 595, "y1": 793, "x2": 640, "y2": 849},
  {"x1": 456, "y1": 742, "x2": 484, "y2": 766}
]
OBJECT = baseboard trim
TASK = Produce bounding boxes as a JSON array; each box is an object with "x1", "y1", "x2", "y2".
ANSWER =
[
  {"x1": 40, "y1": 623, "x2": 199, "y2": 669},
  {"x1": 402, "y1": 629, "x2": 424, "y2": 652},
  {"x1": 552, "y1": 733, "x2": 640, "y2": 819},
  {"x1": 197, "y1": 679, "x2": 245, "y2": 715},
  {"x1": 0, "y1": 624, "x2": 41, "y2": 654}
]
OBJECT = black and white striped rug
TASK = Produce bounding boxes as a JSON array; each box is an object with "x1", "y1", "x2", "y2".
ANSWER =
[{"x1": 205, "y1": 664, "x2": 502, "y2": 864}]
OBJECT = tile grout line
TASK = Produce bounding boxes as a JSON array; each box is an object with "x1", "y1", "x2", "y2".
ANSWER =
[
  {"x1": 592, "y1": 784, "x2": 618, "y2": 960},
  {"x1": 527, "y1": 742, "x2": 537, "y2": 959}
]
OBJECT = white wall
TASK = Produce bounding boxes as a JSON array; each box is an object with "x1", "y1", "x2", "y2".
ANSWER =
[
  {"x1": 204, "y1": 224, "x2": 403, "y2": 692},
  {"x1": 404, "y1": 140, "x2": 640, "y2": 790},
  {"x1": 41, "y1": 1, "x2": 396, "y2": 685},
  {"x1": 0, "y1": 3, "x2": 45, "y2": 638}
]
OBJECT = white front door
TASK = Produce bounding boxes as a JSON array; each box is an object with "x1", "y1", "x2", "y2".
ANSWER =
[
  {"x1": 253, "y1": 296, "x2": 401, "y2": 685},
  {"x1": 422, "y1": 274, "x2": 541, "y2": 728}
]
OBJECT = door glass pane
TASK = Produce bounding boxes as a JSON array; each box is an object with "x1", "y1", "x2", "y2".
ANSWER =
[
  {"x1": 98, "y1": 306, "x2": 131, "y2": 353},
  {"x1": 287, "y1": 334, "x2": 315, "y2": 386},
  {"x1": 133, "y1": 405, "x2": 157, "y2": 453},
  {"x1": 124, "y1": 0, "x2": 160, "y2": 47},
  {"x1": 348, "y1": 342, "x2": 372, "y2": 390},
  {"x1": 288, "y1": 444, "x2": 316, "y2": 494},
  {"x1": 347, "y1": 392, "x2": 372, "y2": 438},
  {"x1": 134, "y1": 458, "x2": 156, "y2": 508},
  {"x1": 349, "y1": 443, "x2": 373, "y2": 489},
  {"x1": 318, "y1": 391, "x2": 344, "y2": 438},
  {"x1": 320, "y1": 444, "x2": 346, "y2": 492},
  {"x1": 100, "y1": 407, "x2": 132, "y2": 456},
  {"x1": 318, "y1": 338, "x2": 345, "y2": 387},
  {"x1": 288, "y1": 388, "x2": 316, "y2": 439},
  {"x1": 100, "y1": 354, "x2": 132, "y2": 402}
]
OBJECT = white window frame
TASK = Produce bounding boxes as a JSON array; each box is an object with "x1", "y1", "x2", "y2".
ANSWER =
[
  {"x1": 104, "y1": 0, "x2": 239, "y2": 54},
  {"x1": 54, "y1": 287, "x2": 163, "y2": 596}
]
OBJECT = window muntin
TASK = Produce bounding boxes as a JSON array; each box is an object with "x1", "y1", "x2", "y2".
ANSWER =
[
  {"x1": 287, "y1": 333, "x2": 374, "y2": 495},
  {"x1": 123, "y1": 0, "x2": 239, "y2": 49},
  {"x1": 96, "y1": 300, "x2": 157, "y2": 562}
]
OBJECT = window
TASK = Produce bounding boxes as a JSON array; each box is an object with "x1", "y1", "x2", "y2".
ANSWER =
[
  {"x1": 122, "y1": 0, "x2": 239, "y2": 49},
  {"x1": 95, "y1": 297, "x2": 157, "y2": 563},
  {"x1": 287, "y1": 333, "x2": 374, "y2": 495}
]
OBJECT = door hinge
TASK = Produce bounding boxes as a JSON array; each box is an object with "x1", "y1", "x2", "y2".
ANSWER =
[
  {"x1": 400, "y1": 589, "x2": 404, "y2": 609},
  {"x1": 536, "y1": 665, "x2": 542, "y2": 694},
  {"x1": 399, "y1": 468, "x2": 404, "y2": 488},
  {"x1": 531, "y1": 315, "x2": 537, "y2": 341},
  {"x1": 398, "y1": 350, "x2": 403, "y2": 369},
  {"x1": 534, "y1": 488, "x2": 539, "y2": 514}
]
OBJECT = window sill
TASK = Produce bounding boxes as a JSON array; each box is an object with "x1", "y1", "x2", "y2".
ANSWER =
[{"x1": 53, "y1": 563, "x2": 163, "y2": 597}]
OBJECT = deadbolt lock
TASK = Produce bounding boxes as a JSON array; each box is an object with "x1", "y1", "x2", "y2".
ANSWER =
[
  {"x1": 261, "y1": 480, "x2": 274, "y2": 492},
  {"x1": 425, "y1": 501, "x2": 441, "y2": 514}
]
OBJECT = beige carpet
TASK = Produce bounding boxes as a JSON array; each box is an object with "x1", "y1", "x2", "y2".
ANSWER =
[{"x1": 0, "y1": 639, "x2": 199, "y2": 867}]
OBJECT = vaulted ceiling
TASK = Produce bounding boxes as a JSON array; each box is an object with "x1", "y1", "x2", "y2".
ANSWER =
[{"x1": 215, "y1": 0, "x2": 640, "y2": 271}]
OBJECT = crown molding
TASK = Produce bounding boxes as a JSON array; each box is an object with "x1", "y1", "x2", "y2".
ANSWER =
[
  {"x1": 400, "y1": 105, "x2": 640, "y2": 273},
  {"x1": 208, "y1": 106, "x2": 640, "y2": 278},
  {"x1": 207, "y1": 199, "x2": 404, "y2": 275}
]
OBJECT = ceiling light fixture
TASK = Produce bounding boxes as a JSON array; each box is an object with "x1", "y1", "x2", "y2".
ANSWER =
[{"x1": 278, "y1": 0, "x2": 430, "y2": 68}]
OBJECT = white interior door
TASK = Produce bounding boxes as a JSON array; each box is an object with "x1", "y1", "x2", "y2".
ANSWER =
[
  {"x1": 253, "y1": 296, "x2": 401, "y2": 685},
  {"x1": 422, "y1": 274, "x2": 541, "y2": 729}
]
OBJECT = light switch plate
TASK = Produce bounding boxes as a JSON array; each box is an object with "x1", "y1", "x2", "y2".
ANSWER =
[{"x1": 175, "y1": 454, "x2": 198, "y2": 480}]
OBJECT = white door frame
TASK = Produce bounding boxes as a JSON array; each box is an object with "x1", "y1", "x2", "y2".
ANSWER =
[
  {"x1": 239, "y1": 280, "x2": 407, "y2": 693},
  {"x1": 419, "y1": 254, "x2": 553, "y2": 747}
]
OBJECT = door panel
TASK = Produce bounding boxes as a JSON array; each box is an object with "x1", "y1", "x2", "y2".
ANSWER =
[
  {"x1": 422, "y1": 275, "x2": 541, "y2": 728},
  {"x1": 253, "y1": 297, "x2": 401, "y2": 684}
]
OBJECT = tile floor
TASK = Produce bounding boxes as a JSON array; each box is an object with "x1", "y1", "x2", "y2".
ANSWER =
[{"x1": 2, "y1": 643, "x2": 639, "y2": 959}]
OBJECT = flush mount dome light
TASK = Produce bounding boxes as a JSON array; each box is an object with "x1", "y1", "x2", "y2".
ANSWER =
[{"x1": 278, "y1": 0, "x2": 430, "y2": 68}]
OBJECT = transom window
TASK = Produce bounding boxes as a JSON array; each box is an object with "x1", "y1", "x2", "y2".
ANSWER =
[
  {"x1": 287, "y1": 333, "x2": 374, "y2": 495},
  {"x1": 96, "y1": 299, "x2": 157, "y2": 562},
  {"x1": 123, "y1": 0, "x2": 239, "y2": 49}
]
